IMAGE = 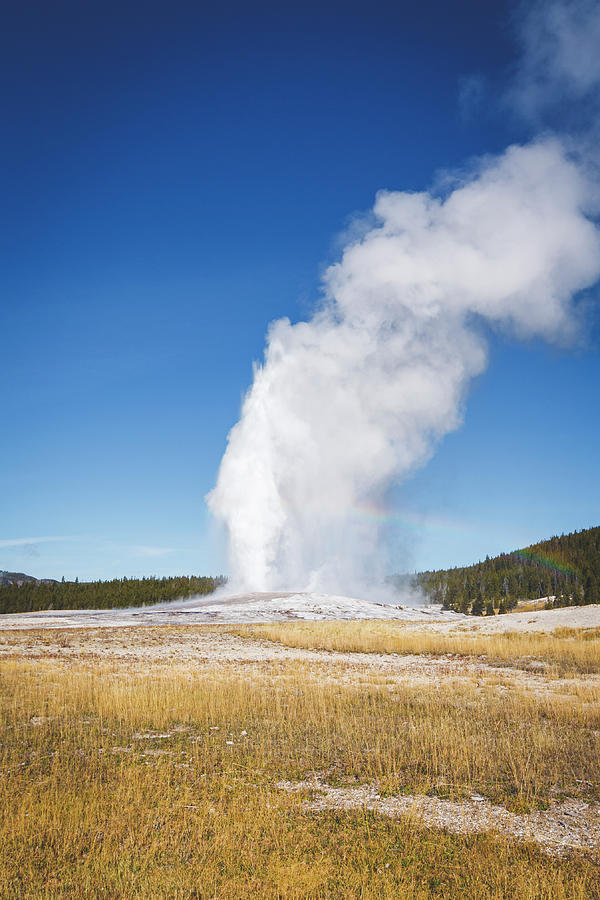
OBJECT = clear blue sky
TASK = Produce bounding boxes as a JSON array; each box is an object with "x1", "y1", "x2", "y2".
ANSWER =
[{"x1": 2, "y1": 0, "x2": 599, "y2": 581}]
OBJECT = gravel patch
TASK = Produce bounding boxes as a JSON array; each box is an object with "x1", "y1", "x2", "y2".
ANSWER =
[{"x1": 278, "y1": 778, "x2": 600, "y2": 856}]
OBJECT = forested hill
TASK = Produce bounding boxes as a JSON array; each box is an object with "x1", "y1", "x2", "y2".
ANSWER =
[
  {"x1": 0, "y1": 574, "x2": 225, "y2": 615},
  {"x1": 416, "y1": 526, "x2": 600, "y2": 615}
]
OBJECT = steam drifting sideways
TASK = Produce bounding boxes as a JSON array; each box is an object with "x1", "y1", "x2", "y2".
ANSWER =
[
  {"x1": 208, "y1": 1, "x2": 600, "y2": 595},
  {"x1": 208, "y1": 137, "x2": 600, "y2": 594}
]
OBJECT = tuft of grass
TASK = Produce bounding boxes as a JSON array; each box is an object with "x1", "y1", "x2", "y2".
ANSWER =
[{"x1": 231, "y1": 621, "x2": 600, "y2": 674}]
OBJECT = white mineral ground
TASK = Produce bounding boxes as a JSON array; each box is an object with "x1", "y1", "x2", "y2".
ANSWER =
[
  {"x1": 1, "y1": 591, "x2": 599, "y2": 630},
  {"x1": 0, "y1": 591, "x2": 456, "y2": 629}
]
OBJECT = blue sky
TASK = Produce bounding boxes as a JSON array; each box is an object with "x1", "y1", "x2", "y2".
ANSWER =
[{"x1": 2, "y1": 0, "x2": 599, "y2": 581}]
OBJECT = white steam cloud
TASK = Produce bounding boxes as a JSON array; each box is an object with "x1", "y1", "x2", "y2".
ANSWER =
[
  {"x1": 208, "y1": 2, "x2": 600, "y2": 595},
  {"x1": 510, "y1": 0, "x2": 600, "y2": 119}
]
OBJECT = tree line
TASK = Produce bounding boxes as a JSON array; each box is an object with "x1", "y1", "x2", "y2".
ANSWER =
[
  {"x1": 0, "y1": 574, "x2": 226, "y2": 615},
  {"x1": 415, "y1": 525, "x2": 600, "y2": 615}
]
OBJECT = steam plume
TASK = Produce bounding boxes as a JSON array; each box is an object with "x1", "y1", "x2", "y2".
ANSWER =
[
  {"x1": 510, "y1": 0, "x2": 600, "y2": 120},
  {"x1": 208, "y1": 4, "x2": 600, "y2": 595}
]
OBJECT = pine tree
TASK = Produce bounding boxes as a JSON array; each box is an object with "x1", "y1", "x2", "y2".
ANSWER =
[{"x1": 471, "y1": 593, "x2": 484, "y2": 616}]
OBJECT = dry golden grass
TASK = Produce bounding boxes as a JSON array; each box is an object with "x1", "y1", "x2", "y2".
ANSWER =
[
  {"x1": 232, "y1": 621, "x2": 600, "y2": 674},
  {"x1": 1, "y1": 631, "x2": 600, "y2": 897},
  {"x1": 513, "y1": 600, "x2": 549, "y2": 613}
]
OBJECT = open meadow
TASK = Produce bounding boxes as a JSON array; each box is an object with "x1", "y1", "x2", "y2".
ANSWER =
[{"x1": 1, "y1": 611, "x2": 600, "y2": 898}]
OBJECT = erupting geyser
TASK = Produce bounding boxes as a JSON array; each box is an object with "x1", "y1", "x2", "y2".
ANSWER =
[
  {"x1": 208, "y1": 0, "x2": 600, "y2": 595},
  {"x1": 208, "y1": 140, "x2": 600, "y2": 594}
]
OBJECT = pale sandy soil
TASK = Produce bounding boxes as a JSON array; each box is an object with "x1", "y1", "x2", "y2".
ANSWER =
[{"x1": 417, "y1": 603, "x2": 600, "y2": 634}]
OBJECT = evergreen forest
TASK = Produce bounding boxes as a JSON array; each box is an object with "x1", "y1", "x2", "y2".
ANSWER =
[
  {"x1": 0, "y1": 575, "x2": 225, "y2": 615},
  {"x1": 416, "y1": 525, "x2": 600, "y2": 615}
]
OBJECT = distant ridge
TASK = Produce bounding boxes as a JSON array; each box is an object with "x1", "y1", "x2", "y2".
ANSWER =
[
  {"x1": 0, "y1": 571, "x2": 57, "y2": 587},
  {"x1": 415, "y1": 525, "x2": 600, "y2": 615}
]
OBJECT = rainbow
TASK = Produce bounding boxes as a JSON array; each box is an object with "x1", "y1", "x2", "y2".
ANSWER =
[
  {"x1": 351, "y1": 501, "x2": 471, "y2": 535},
  {"x1": 512, "y1": 547, "x2": 577, "y2": 578}
]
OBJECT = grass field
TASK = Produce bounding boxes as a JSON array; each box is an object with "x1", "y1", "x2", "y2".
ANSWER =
[
  {"x1": 231, "y1": 620, "x2": 600, "y2": 674},
  {"x1": 1, "y1": 622, "x2": 599, "y2": 898}
]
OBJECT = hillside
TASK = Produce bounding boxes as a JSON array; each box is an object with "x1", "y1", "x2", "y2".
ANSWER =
[
  {"x1": 416, "y1": 525, "x2": 600, "y2": 614},
  {"x1": 0, "y1": 571, "x2": 57, "y2": 587}
]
